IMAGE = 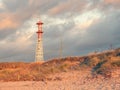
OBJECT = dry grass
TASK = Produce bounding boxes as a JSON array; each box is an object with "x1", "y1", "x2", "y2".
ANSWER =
[{"x1": 0, "y1": 48, "x2": 120, "y2": 82}]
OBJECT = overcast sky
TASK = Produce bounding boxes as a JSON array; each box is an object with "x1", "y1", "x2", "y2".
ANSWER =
[{"x1": 0, "y1": 0, "x2": 120, "y2": 62}]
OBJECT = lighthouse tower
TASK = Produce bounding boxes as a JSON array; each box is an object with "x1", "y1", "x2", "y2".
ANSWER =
[{"x1": 35, "y1": 21, "x2": 44, "y2": 62}]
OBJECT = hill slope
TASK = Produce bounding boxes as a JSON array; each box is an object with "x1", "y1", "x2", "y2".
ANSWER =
[{"x1": 0, "y1": 48, "x2": 120, "y2": 81}]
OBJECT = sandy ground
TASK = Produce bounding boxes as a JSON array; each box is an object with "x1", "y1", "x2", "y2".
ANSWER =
[{"x1": 0, "y1": 71, "x2": 120, "y2": 90}]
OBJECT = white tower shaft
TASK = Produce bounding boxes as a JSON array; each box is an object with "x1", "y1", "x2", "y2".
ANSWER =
[{"x1": 35, "y1": 38, "x2": 44, "y2": 62}]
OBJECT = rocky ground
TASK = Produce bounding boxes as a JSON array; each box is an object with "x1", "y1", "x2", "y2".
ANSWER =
[{"x1": 0, "y1": 70, "x2": 120, "y2": 90}]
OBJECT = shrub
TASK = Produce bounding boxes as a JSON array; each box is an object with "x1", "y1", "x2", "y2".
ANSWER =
[
  {"x1": 58, "y1": 64, "x2": 69, "y2": 72},
  {"x1": 80, "y1": 57, "x2": 100, "y2": 67},
  {"x1": 111, "y1": 60, "x2": 120, "y2": 67}
]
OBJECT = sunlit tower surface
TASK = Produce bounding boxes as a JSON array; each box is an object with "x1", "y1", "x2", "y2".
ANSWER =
[{"x1": 35, "y1": 21, "x2": 44, "y2": 62}]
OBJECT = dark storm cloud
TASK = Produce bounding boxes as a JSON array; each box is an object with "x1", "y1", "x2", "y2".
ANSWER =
[
  {"x1": 73, "y1": 11, "x2": 120, "y2": 54},
  {"x1": 44, "y1": 10, "x2": 120, "y2": 58},
  {"x1": 43, "y1": 23, "x2": 75, "y2": 59}
]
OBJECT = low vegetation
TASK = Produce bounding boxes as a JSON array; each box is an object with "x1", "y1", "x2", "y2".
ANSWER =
[{"x1": 0, "y1": 48, "x2": 120, "y2": 81}]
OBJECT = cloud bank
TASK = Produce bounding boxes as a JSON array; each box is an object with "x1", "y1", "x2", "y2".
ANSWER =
[{"x1": 0, "y1": 0, "x2": 120, "y2": 62}]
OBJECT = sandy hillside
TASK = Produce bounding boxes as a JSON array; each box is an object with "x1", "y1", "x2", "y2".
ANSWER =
[{"x1": 0, "y1": 48, "x2": 120, "y2": 90}]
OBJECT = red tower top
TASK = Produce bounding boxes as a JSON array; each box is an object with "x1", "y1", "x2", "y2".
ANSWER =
[{"x1": 36, "y1": 21, "x2": 43, "y2": 39}]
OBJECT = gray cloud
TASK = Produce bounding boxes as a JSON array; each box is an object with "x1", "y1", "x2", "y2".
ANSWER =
[
  {"x1": 48, "y1": 0, "x2": 88, "y2": 16},
  {"x1": 75, "y1": 11, "x2": 120, "y2": 53},
  {"x1": 43, "y1": 10, "x2": 120, "y2": 59},
  {"x1": 0, "y1": 0, "x2": 120, "y2": 62},
  {"x1": 3, "y1": 0, "x2": 28, "y2": 12}
]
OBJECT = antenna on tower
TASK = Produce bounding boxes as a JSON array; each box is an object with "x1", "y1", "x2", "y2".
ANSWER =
[
  {"x1": 110, "y1": 44, "x2": 113, "y2": 50},
  {"x1": 58, "y1": 29, "x2": 64, "y2": 59},
  {"x1": 60, "y1": 36, "x2": 63, "y2": 59}
]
